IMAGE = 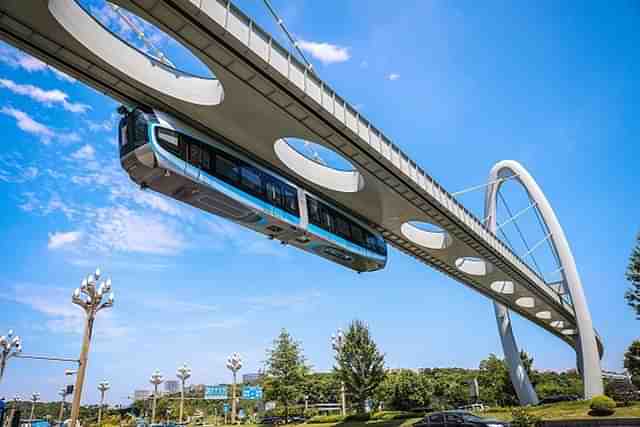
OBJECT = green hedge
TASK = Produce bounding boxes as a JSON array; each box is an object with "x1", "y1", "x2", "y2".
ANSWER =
[
  {"x1": 308, "y1": 415, "x2": 346, "y2": 423},
  {"x1": 370, "y1": 411, "x2": 416, "y2": 420},
  {"x1": 344, "y1": 413, "x2": 370, "y2": 422},
  {"x1": 590, "y1": 395, "x2": 616, "y2": 416}
]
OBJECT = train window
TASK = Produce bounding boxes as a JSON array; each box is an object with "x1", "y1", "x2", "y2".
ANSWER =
[
  {"x1": 201, "y1": 149, "x2": 211, "y2": 170},
  {"x1": 321, "y1": 207, "x2": 333, "y2": 231},
  {"x1": 351, "y1": 225, "x2": 365, "y2": 247},
  {"x1": 307, "y1": 197, "x2": 320, "y2": 224},
  {"x1": 376, "y1": 237, "x2": 387, "y2": 256},
  {"x1": 133, "y1": 112, "x2": 147, "y2": 142},
  {"x1": 283, "y1": 187, "x2": 298, "y2": 214},
  {"x1": 366, "y1": 233, "x2": 378, "y2": 252},
  {"x1": 335, "y1": 216, "x2": 351, "y2": 240},
  {"x1": 240, "y1": 165, "x2": 263, "y2": 195},
  {"x1": 189, "y1": 144, "x2": 201, "y2": 166},
  {"x1": 216, "y1": 155, "x2": 239, "y2": 183},
  {"x1": 265, "y1": 180, "x2": 282, "y2": 207}
]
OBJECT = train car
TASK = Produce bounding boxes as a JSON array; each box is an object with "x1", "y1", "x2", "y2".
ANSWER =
[{"x1": 117, "y1": 107, "x2": 387, "y2": 272}]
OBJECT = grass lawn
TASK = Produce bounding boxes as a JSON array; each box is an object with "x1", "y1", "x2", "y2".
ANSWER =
[{"x1": 478, "y1": 400, "x2": 640, "y2": 421}]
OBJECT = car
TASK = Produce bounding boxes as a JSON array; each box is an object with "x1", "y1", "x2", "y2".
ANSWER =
[{"x1": 413, "y1": 410, "x2": 510, "y2": 427}]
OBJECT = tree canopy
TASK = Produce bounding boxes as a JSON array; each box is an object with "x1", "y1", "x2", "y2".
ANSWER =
[
  {"x1": 334, "y1": 320, "x2": 386, "y2": 413},
  {"x1": 263, "y1": 329, "x2": 309, "y2": 421},
  {"x1": 626, "y1": 232, "x2": 640, "y2": 318}
]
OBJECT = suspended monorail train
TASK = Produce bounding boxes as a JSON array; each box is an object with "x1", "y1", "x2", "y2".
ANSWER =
[{"x1": 117, "y1": 107, "x2": 387, "y2": 272}]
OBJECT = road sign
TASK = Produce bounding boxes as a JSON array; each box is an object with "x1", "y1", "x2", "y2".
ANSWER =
[
  {"x1": 204, "y1": 385, "x2": 228, "y2": 400},
  {"x1": 223, "y1": 404, "x2": 230, "y2": 414},
  {"x1": 242, "y1": 385, "x2": 263, "y2": 400}
]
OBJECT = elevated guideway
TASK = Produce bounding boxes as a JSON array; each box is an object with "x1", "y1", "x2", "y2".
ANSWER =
[{"x1": 0, "y1": 0, "x2": 603, "y2": 397}]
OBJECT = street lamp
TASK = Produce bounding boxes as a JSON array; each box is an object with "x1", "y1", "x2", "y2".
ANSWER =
[
  {"x1": 29, "y1": 392, "x2": 40, "y2": 420},
  {"x1": 150, "y1": 369, "x2": 164, "y2": 424},
  {"x1": 226, "y1": 353, "x2": 242, "y2": 424},
  {"x1": 331, "y1": 329, "x2": 346, "y2": 416},
  {"x1": 0, "y1": 330, "x2": 22, "y2": 383},
  {"x1": 97, "y1": 380, "x2": 110, "y2": 426},
  {"x1": 176, "y1": 363, "x2": 192, "y2": 424},
  {"x1": 58, "y1": 387, "x2": 68, "y2": 423},
  {"x1": 69, "y1": 268, "x2": 114, "y2": 427}
]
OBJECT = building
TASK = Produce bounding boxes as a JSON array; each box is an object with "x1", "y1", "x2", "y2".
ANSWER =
[
  {"x1": 164, "y1": 380, "x2": 180, "y2": 394},
  {"x1": 187, "y1": 384, "x2": 206, "y2": 395},
  {"x1": 133, "y1": 390, "x2": 151, "y2": 401},
  {"x1": 242, "y1": 373, "x2": 263, "y2": 384}
]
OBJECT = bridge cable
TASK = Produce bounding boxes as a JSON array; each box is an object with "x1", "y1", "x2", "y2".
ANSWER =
[
  {"x1": 526, "y1": 192, "x2": 573, "y2": 304},
  {"x1": 497, "y1": 190, "x2": 545, "y2": 280},
  {"x1": 452, "y1": 174, "x2": 518, "y2": 197},
  {"x1": 261, "y1": 0, "x2": 314, "y2": 73},
  {"x1": 261, "y1": 1, "x2": 326, "y2": 165},
  {"x1": 108, "y1": 3, "x2": 175, "y2": 67}
]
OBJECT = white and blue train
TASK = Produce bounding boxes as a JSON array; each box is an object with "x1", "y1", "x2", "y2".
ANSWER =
[{"x1": 118, "y1": 107, "x2": 387, "y2": 272}]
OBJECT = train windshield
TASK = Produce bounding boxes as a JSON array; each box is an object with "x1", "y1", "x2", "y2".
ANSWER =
[{"x1": 119, "y1": 109, "x2": 149, "y2": 156}]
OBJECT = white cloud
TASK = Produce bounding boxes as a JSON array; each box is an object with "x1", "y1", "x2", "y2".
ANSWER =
[
  {"x1": 1, "y1": 107, "x2": 55, "y2": 143},
  {"x1": 48, "y1": 231, "x2": 82, "y2": 249},
  {"x1": 0, "y1": 79, "x2": 89, "y2": 113},
  {"x1": 0, "y1": 107, "x2": 80, "y2": 144},
  {"x1": 71, "y1": 144, "x2": 96, "y2": 161},
  {"x1": 90, "y1": 206, "x2": 186, "y2": 255},
  {"x1": 0, "y1": 42, "x2": 76, "y2": 82},
  {"x1": 0, "y1": 154, "x2": 40, "y2": 183},
  {"x1": 0, "y1": 284, "x2": 128, "y2": 338},
  {"x1": 298, "y1": 40, "x2": 350, "y2": 65},
  {"x1": 387, "y1": 73, "x2": 401, "y2": 81}
]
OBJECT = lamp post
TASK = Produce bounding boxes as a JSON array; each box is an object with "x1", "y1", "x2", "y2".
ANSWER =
[
  {"x1": 69, "y1": 268, "x2": 115, "y2": 427},
  {"x1": 58, "y1": 387, "x2": 67, "y2": 423},
  {"x1": 0, "y1": 330, "x2": 22, "y2": 383},
  {"x1": 150, "y1": 370, "x2": 164, "y2": 424},
  {"x1": 226, "y1": 353, "x2": 242, "y2": 425},
  {"x1": 97, "y1": 380, "x2": 110, "y2": 426},
  {"x1": 176, "y1": 363, "x2": 191, "y2": 424},
  {"x1": 331, "y1": 329, "x2": 346, "y2": 416},
  {"x1": 29, "y1": 392, "x2": 40, "y2": 420}
]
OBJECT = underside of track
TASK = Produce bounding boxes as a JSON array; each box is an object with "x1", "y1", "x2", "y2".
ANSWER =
[{"x1": 0, "y1": 0, "x2": 603, "y2": 379}]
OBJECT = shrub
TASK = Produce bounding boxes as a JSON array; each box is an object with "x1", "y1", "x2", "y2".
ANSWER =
[
  {"x1": 370, "y1": 411, "x2": 415, "y2": 420},
  {"x1": 510, "y1": 407, "x2": 542, "y2": 427},
  {"x1": 308, "y1": 415, "x2": 345, "y2": 424},
  {"x1": 344, "y1": 413, "x2": 371, "y2": 422},
  {"x1": 589, "y1": 395, "x2": 616, "y2": 416}
]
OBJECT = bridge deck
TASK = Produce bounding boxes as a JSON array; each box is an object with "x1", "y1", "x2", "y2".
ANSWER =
[{"x1": 0, "y1": 0, "x2": 602, "y2": 353}]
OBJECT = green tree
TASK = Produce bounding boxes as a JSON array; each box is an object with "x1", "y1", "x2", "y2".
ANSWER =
[
  {"x1": 626, "y1": 232, "x2": 640, "y2": 318},
  {"x1": 263, "y1": 329, "x2": 309, "y2": 422},
  {"x1": 334, "y1": 320, "x2": 386, "y2": 413},
  {"x1": 624, "y1": 340, "x2": 640, "y2": 388}
]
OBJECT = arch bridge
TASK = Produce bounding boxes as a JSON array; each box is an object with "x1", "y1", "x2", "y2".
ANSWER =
[{"x1": 0, "y1": 0, "x2": 604, "y2": 401}]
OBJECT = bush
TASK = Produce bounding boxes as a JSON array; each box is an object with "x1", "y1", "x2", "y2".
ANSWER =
[
  {"x1": 510, "y1": 407, "x2": 542, "y2": 427},
  {"x1": 344, "y1": 413, "x2": 371, "y2": 422},
  {"x1": 308, "y1": 415, "x2": 345, "y2": 423},
  {"x1": 589, "y1": 395, "x2": 616, "y2": 416},
  {"x1": 370, "y1": 411, "x2": 411, "y2": 420}
]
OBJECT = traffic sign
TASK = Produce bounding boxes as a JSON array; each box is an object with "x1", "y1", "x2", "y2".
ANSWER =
[
  {"x1": 204, "y1": 385, "x2": 228, "y2": 400},
  {"x1": 242, "y1": 385, "x2": 263, "y2": 400}
]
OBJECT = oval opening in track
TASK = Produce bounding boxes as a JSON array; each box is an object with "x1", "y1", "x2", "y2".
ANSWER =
[
  {"x1": 274, "y1": 138, "x2": 364, "y2": 193},
  {"x1": 490, "y1": 280, "x2": 515, "y2": 294},
  {"x1": 51, "y1": 0, "x2": 223, "y2": 106},
  {"x1": 455, "y1": 257, "x2": 493, "y2": 276},
  {"x1": 401, "y1": 222, "x2": 451, "y2": 250}
]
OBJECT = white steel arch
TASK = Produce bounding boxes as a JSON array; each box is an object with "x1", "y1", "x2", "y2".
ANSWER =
[{"x1": 484, "y1": 160, "x2": 603, "y2": 402}]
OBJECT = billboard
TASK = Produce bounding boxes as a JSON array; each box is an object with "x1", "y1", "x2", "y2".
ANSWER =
[{"x1": 204, "y1": 385, "x2": 228, "y2": 400}]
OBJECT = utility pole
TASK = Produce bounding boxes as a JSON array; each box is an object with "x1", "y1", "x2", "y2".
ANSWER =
[
  {"x1": 98, "y1": 380, "x2": 110, "y2": 426},
  {"x1": 226, "y1": 353, "x2": 242, "y2": 424},
  {"x1": 150, "y1": 370, "x2": 164, "y2": 424},
  {"x1": 176, "y1": 363, "x2": 191, "y2": 424},
  {"x1": 331, "y1": 329, "x2": 347, "y2": 416},
  {"x1": 69, "y1": 268, "x2": 115, "y2": 427},
  {"x1": 29, "y1": 393, "x2": 40, "y2": 420},
  {"x1": 0, "y1": 330, "x2": 22, "y2": 383}
]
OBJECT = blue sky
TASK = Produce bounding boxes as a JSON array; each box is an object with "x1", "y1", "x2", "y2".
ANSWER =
[{"x1": 0, "y1": 0, "x2": 638, "y2": 405}]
